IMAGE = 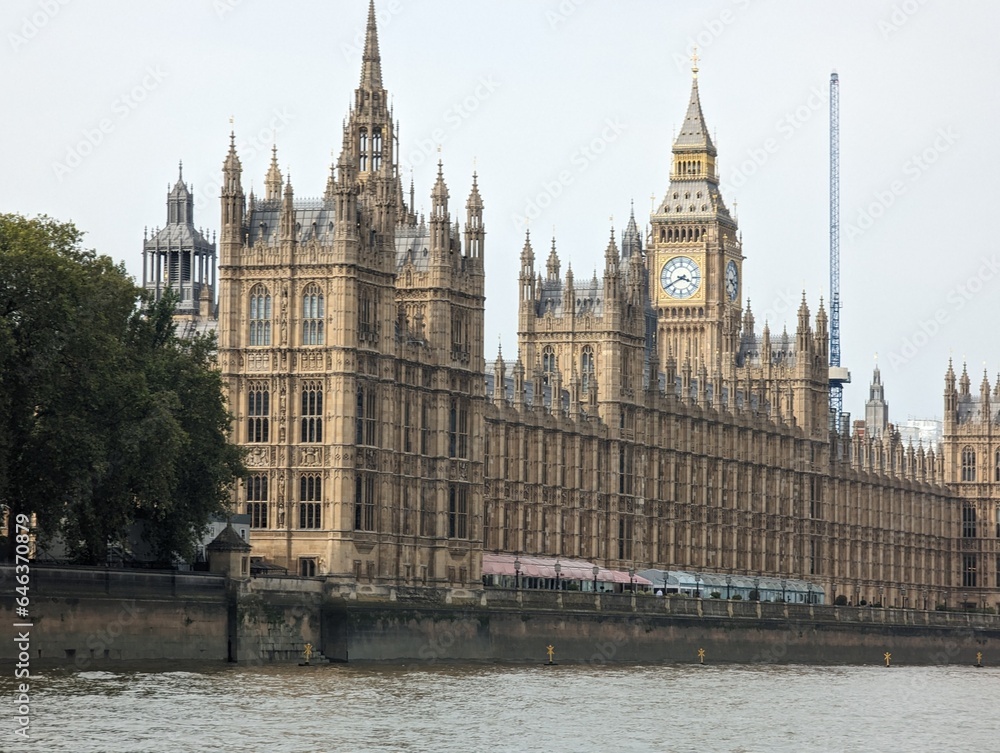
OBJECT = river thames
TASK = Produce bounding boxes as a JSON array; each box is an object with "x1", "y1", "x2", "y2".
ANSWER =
[{"x1": 3, "y1": 662, "x2": 997, "y2": 752}]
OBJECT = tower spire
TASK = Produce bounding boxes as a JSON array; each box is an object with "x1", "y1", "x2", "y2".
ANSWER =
[
  {"x1": 673, "y1": 55, "x2": 716, "y2": 155},
  {"x1": 360, "y1": 0, "x2": 383, "y2": 90},
  {"x1": 265, "y1": 145, "x2": 282, "y2": 201}
]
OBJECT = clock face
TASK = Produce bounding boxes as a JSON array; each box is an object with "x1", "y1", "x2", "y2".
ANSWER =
[
  {"x1": 660, "y1": 256, "x2": 702, "y2": 299},
  {"x1": 725, "y1": 260, "x2": 739, "y2": 302}
]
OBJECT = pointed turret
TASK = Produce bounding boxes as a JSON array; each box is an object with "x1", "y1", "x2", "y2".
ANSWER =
[
  {"x1": 280, "y1": 174, "x2": 296, "y2": 242},
  {"x1": 980, "y1": 369, "x2": 991, "y2": 421},
  {"x1": 265, "y1": 145, "x2": 282, "y2": 201},
  {"x1": 604, "y1": 226, "x2": 620, "y2": 274},
  {"x1": 546, "y1": 237, "x2": 560, "y2": 282},
  {"x1": 621, "y1": 200, "x2": 642, "y2": 260},
  {"x1": 512, "y1": 356, "x2": 526, "y2": 410},
  {"x1": 493, "y1": 345, "x2": 507, "y2": 407},
  {"x1": 942, "y1": 358, "x2": 958, "y2": 432},
  {"x1": 519, "y1": 230, "x2": 536, "y2": 303},
  {"x1": 815, "y1": 297, "x2": 829, "y2": 362},
  {"x1": 562, "y1": 263, "x2": 575, "y2": 314},
  {"x1": 167, "y1": 160, "x2": 194, "y2": 226},
  {"x1": 959, "y1": 361, "x2": 971, "y2": 396},
  {"x1": 463, "y1": 171, "x2": 485, "y2": 263},
  {"x1": 795, "y1": 293, "x2": 811, "y2": 353},
  {"x1": 741, "y1": 299, "x2": 755, "y2": 339},
  {"x1": 360, "y1": 0, "x2": 383, "y2": 91},
  {"x1": 604, "y1": 228, "x2": 620, "y2": 304},
  {"x1": 324, "y1": 161, "x2": 336, "y2": 202},
  {"x1": 221, "y1": 131, "x2": 245, "y2": 246},
  {"x1": 430, "y1": 161, "x2": 450, "y2": 258},
  {"x1": 865, "y1": 360, "x2": 888, "y2": 437}
]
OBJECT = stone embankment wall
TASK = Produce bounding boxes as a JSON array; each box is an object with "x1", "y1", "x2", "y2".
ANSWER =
[
  {"x1": 329, "y1": 589, "x2": 1000, "y2": 666},
  {"x1": 0, "y1": 566, "x2": 230, "y2": 666},
  {"x1": 3, "y1": 568, "x2": 997, "y2": 667}
]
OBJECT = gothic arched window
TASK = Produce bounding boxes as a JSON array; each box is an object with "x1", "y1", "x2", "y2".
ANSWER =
[
  {"x1": 249, "y1": 285, "x2": 272, "y2": 346},
  {"x1": 581, "y1": 346, "x2": 595, "y2": 393},
  {"x1": 247, "y1": 382, "x2": 270, "y2": 443},
  {"x1": 542, "y1": 346, "x2": 556, "y2": 385},
  {"x1": 962, "y1": 504, "x2": 977, "y2": 538},
  {"x1": 962, "y1": 446, "x2": 977, "y2": 482},
  {"x1": 372, "y1": 128, "x2": 382, "y2": 171},
  {"x1": 359, "y1": 128, "x2": 368, "y2": 171},
  {"x1": 246, "y1": 473, "x2": 268, "y2": 529},
  {"x1": 300, "y1": 381, "x2": 323, "y2": 443},
  {"x1": 302, "y1": 284, "x2": 324, "y2": 345},
  {"x1": 995, "y1": 449, "x2": 1000, "y2": 482},
  {"x1": 299, "y1": 474, "x2": 322, "y2": 529}
]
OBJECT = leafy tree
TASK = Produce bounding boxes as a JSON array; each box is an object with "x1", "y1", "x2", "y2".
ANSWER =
[{"x1": 0, "y1": 214, "x2": 243, "y2": 564}]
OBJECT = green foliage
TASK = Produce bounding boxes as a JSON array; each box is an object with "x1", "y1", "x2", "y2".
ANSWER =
[
  {"x1": 0, "y1": 214, "x2": 244, "y2": 564},
  {"x1": 834, "y1": 594, "x2": 848, "y2": 606}
]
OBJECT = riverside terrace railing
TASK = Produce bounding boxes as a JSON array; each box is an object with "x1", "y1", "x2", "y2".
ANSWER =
[{"x1": 478, "y1": 589, "x2": 1000, "y2": 629}]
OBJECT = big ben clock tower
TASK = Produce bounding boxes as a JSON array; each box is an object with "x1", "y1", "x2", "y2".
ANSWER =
[{"x1": 650, "y1": 53, "x2": 743, "y2": 373}]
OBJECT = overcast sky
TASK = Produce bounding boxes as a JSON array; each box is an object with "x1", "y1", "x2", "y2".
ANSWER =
[{"x1": 4, "y1": 0, "x2": 998, "y2": 424}]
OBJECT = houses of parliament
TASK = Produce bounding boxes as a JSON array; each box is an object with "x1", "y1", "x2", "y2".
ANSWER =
[{"x1": 143, "y1": 2, "x2": 999, "y2": 610}]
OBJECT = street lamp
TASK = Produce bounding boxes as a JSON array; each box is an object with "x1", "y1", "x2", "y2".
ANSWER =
[
  {"x1": 901, "y1": 587, "x2": 907, "y2": 609},
  {"x1": 592, "y1": 564, "x2": 600, "y2": 593},
  {"x1": 780, "y1": 578, "x2": 787, "y2": 603},
  {"x1": 694, "y1": 572, "x2": 701, "y2": 598},
  {"x1": 878, "y1": 586, "x2": 884, "y2": 608},
  {"x1": 752, "y1": 576, "x2": 760, "y2": 602},
  {"x1": 628, "y1": 566, "x2": 635, "y2": 592},
  {"x1": 832, "y1": 583, "x2": 838, "y2": 606},
  {"x1": 554, "y1": 560, "x2": 562, "y2": 591},
  {"x1": 514, "y1": 557, "x2": 521, "y2": 590},
  {"x1": 922, "y1": 588, "x2": 928, "y2": 611},
  {"x1": 725, "y1": 575, "x2": 732, "y2": 600},
  {"x1": 807, "y1": 583, "x2": 814, "y2": 605}
]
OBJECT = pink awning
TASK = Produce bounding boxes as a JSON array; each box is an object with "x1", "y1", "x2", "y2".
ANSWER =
[{"x1": 482, "y1": 553, "x2": 652, "y2": 586}]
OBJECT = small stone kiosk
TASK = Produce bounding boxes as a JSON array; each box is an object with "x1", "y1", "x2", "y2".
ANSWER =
[{"x1": 206, "y1": 523, "x2": 251, "y2": 579}]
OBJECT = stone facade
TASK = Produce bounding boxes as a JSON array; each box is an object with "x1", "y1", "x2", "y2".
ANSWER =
[
  {"x1": 942, "y1": 362, "x2": 1000, "y2": 610},
  {"x1": 176, "y1": 2, "x2": 998, "y2": 610}
]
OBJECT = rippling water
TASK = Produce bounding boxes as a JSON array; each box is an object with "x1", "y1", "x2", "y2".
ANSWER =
[{"x1": 3, "y1": 662, "x2": 997, "y2": 752}]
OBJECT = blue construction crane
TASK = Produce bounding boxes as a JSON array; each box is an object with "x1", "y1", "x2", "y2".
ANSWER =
[{"x1": 829, "y1": 72, "x2": 850, "y2": 430}]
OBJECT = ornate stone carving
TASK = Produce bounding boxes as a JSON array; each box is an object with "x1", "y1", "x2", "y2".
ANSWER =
[
  {"x1": 300, "y1": 447, "x2": 322, "y2": 467},
  {"x1": 246, "y1": 447, "x2": 271, "y2": 467}
]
